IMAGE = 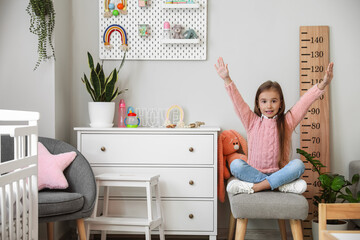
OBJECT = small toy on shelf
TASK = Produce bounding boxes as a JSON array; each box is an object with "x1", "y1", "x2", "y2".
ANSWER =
[
  {"x1": 139, "y1": 24, "x2": 150, "y2": 37},
  {"x1": 138, "y1": 0, "x2": 148, "y2": 7},
  {"x1": 183, "y1": 29, "x2": 198, "y2": 39},
  {"x1": 163, "y1": 22, "x2": 171, "y2": 39},
  {"x1": 173, "y1": 25, "x2": 184, "y2": 39}
]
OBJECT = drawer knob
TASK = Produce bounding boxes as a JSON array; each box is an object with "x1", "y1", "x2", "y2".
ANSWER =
[
  {"x1": 189, "y1": 147, "x2": 194, "y2": 152},
  {"x1": 189, "y1": 214, "x2": 194, "y2": 219},
  {"x1": 189, "y1": 180, "x2": 194, "y2": 185},
  {"x1": 101, "y1": 147, "x2": 106, "y2": 152}
]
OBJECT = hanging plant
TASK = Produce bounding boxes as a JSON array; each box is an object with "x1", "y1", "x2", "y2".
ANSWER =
[{"x1": 26, "y1": 0, "x2": 56, "y2": 70}]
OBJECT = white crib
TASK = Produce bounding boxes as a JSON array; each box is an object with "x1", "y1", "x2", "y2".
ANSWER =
[{"x1": 0, "y1": 110, "x2": 39, "y2": 240}]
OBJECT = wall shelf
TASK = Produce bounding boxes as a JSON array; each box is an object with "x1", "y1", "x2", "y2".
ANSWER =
[
  {"x1": 162, "y1": 3, "x2": 200, "y2": 8},
  {"x1": 161, "y1": 39, "x2": 200, "y2": 44}
]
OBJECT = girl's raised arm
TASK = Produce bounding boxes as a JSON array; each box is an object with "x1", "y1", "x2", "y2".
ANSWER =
[
  {"x1": 215, "y1": 57, "x2": 232, "y2": 85},
  {"x1": 318, "y1": 62, "x2": 334, "y2": 90}
]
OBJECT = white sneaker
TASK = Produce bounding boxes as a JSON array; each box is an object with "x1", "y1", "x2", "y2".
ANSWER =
[
  {"x1": 226, "y1": 177, "x2": 254, "y2": 194},
  {"x1": 278, "y1": 179, "x2": 307, "y2": 194}
]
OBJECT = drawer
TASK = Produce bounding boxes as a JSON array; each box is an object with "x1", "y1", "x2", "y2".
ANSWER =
[
  {"x1": 97, "y1": 199, "x2": 214, "y2": 232},
  {"x1": 81, "y1": 134, "x2": 214, "y2": 165},
  {"x1": 92, "y1": 166, "x2": 214, "y2": 198}
]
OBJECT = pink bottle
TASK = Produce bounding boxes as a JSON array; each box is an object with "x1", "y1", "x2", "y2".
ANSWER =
[
  {"x1": 163, "y1": 22, "x2": 171, "y2": 39},
  {"x1": 118, "y1": 99, "x2": 126, "y2": 127}
]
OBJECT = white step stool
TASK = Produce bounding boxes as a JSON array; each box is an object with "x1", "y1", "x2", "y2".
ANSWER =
[{"x1": 85, "y1": 173, "x2": 165, "y2": 240}]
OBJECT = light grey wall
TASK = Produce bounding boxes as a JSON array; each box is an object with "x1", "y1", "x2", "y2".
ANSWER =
[
  {"x1": 0, "y1": 1, "x2": 55, "y2": 138},
  {"x1": 54, "y1": 0, "x2": 72, "y2": 141}
]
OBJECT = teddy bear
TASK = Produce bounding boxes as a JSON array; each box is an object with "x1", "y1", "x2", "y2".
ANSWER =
[
  {"x1": 218, "y1": 130, "x2": 248, "y2": 203},
  {"x1": 172, "y1": 24, "x2": 184, "y2": 39}
]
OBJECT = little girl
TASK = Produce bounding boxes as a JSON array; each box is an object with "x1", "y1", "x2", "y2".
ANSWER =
[{"x1": 215, "y1": 57, "x2": 334, "y2": 194}]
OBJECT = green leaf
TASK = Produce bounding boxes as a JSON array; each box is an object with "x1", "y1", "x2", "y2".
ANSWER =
[
  {"x1": 110, "y1": 88, "x2": 119, "y2": 102},
  {"x1": 95, "y1": 63, "x2": 101, "y2": 75},
  {"x1": 352, "y1": 174, "x2": 360, "y2": 185},
  {"x1": 331, "y1": 175, "x2": 345, "y2": 191},
  {"x1": 87, "y1": 52, "x2": 94, "y2": 69},
  {"x1": 105, "y1": 69, "x2": 117, "y2": 102},
  {"x1": 345, "y1": 187, "x2": 352, "y2": 195},
  {"x1": 83, "y1": 74, "x2": 95, "y2": 101},
  {"x1": 98, "y1": 68, "x2": 106, "y2": 94},
  {"x1": 319, "y1": 174, "x2": 332, "y2": 188},
  {"x1": 90, "y1": 69, "x2": 101, "y2": 101}
]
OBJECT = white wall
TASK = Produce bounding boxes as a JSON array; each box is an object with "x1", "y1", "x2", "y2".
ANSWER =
[{"x1": 0, "y1": 0, "x2": 55, "y2": 138}]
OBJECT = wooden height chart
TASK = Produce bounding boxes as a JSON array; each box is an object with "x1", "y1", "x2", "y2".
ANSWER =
[{"x1": 299, "y1": 26, "x2": 330, "y2": 240}]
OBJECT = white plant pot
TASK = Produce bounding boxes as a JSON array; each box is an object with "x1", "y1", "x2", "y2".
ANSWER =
[
  {"x1": 312, "y1": 219, "x2": 348, "y2": 240},
  {"x1": 88, "y1": 102, "x2": 115, "y2": 128}
]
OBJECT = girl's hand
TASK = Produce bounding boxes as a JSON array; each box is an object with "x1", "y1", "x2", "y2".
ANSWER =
[
  {"x1": 318, "y1": 62, "x2": 334, "y2": 90},
  {"x1": 214, "y1": 57, "x2": 232, "y2": 84}
]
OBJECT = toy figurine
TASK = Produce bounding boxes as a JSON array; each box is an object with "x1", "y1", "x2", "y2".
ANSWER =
[
  {"x1": 173, "y1": 25, "x2": 184, "y2": 39},
  {"x1": 183, "y1": 29, "x2": 198, "y2": 39}
]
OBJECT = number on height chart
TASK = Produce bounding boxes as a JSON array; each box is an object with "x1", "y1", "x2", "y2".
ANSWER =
[
  {"x1": 311, "y1": 51, "x2": 324, "y2": 58},
  {"x1": 311, "y1": 66, "x2": 324, "y2": 72},
  {"x1": 311, "y1": 36, "x2": 324, "y2": 43},
  {"x1": 310, "y1": 108, "x2": 320, "y2": 115}
]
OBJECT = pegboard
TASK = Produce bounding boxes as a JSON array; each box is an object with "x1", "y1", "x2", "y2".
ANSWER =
[{"x1": 99, "y1": 0, "x2": 207, "y2": 60}]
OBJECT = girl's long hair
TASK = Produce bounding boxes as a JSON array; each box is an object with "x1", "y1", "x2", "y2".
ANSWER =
[{"x1": 254, "y1": 81, "x2": 286, "y2": 165}]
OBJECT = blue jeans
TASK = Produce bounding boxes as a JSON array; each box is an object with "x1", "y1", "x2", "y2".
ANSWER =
[{"x1": 229, "y1": 158, "x2": 305, "y2": 190}]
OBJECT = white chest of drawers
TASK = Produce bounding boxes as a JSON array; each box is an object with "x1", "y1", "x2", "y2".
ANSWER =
[{"x1": 75, "y1": 127, "x2": 220, "y2": 240}]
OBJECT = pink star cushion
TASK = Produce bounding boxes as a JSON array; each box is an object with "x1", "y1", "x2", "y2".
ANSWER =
[{"x1": 38, "y1": 142, "x2": 77, "y2": 191}]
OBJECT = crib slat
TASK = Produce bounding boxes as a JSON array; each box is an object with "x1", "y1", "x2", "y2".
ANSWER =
[
  {"x1": 15, "y1": 180, "x2": 21, "y2": 240},
  {"x1": 31, "y1": 175, "x2": 38, "y2": 239},
  {"x1": 28, "y1": 176, "x2": 33, "y2": 240},
  {"x1": 1, "y1": 187, "x2": 6, "y2": 240},
  {"x1": 8, "y1": 184, "x2": 14, "y2": 240},
  {"x1": 22, "y1": 178, "x2": 27, "y2": 240}
]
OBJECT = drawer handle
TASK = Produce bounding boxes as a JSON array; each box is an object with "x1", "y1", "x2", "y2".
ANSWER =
[
  {"x1": 189, "y1": 147, "x2": 194, "y2": 152},
  {"x1": 101, "y1": 147, "x2": 106, "y2": 152},
  {"x1": 189, "y1": 180, "x2": 194, "y2": 185},
  {"x1": 189, "y1": 214, "x2": 194, "y2": 219}
]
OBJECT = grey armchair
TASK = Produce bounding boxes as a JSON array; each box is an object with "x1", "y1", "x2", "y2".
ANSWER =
[{"x1": 1, "y1": 136, "x2": 97, "y2": 240}]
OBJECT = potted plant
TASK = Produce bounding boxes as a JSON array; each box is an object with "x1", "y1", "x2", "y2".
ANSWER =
[
  {"x1": 297, "y1": 148, "x2": 360, "y2": 240},
  {"x1": 81, "y1": 52, "x2": 127, "y2": 128},
  {"x1": 26, "y1": 0, "x2": 56, "y2": 70}
]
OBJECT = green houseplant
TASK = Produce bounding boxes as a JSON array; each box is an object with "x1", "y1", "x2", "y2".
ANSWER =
[
  {"x1": 297, "y1": 148, "x2": 360, "y2": 240},
  {"x1": 297, "y1": 148, "x2": 360, "y2": 207},
  {"x1": 81, "y1": 52, "x2": 127, "y2": 102},
  {"x1": 26, "y1": 0, "x2": 56, "y2": 70},
  {"x1": 81, "y1": 52, "x2": 127, "y2": 127}
]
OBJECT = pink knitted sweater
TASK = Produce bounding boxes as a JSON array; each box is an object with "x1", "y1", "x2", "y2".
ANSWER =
[{"x1": 225, "y1": 82, "x2": 324, "y2": 173}]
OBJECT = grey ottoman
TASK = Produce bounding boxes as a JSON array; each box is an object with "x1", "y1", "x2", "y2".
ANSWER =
[{"x1": 227, "y1": 191, "x2": 308, "y2": 240}]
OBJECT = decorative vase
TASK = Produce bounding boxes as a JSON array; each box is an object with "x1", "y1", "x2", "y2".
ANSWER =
[
  {"x1": 312, "y1": 219, "x2": 348, "y2": 240},
  {"x1": 88, "y1": 102, "x2": 115, "y2": 128}
]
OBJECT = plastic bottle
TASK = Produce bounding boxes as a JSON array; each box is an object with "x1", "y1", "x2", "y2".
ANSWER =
[
  {"x1": 163, "y1": 22, "x2": 171, "y2": 39},
  {"x1": 118, "y1": 99, "x2": 126, "y2": 127}
]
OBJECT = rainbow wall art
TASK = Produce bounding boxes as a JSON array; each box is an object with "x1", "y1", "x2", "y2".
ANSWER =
[{"x1": 103, "y1": 24, "x2": 128, "y2": 51}]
